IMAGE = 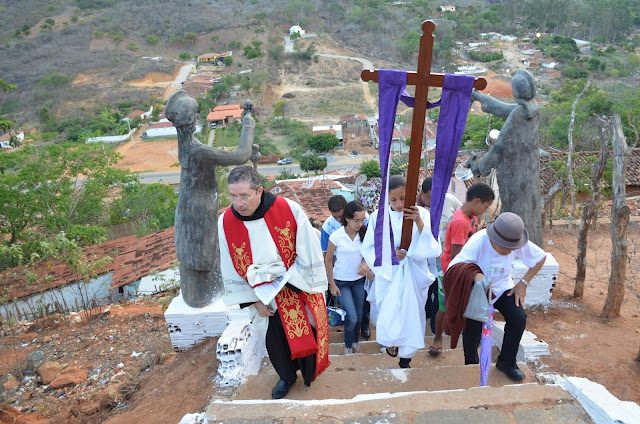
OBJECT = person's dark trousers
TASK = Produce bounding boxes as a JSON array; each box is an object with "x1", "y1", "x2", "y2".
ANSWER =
[
  {"x1": 266, "y1": 312, "x2": 317, "y2": 386},
  {"x1": 425, "y1": 279, "x2": 438, "y2": 335},
  {"x1": 462, "y1": 290, "x2": 526, "y2": 366}
]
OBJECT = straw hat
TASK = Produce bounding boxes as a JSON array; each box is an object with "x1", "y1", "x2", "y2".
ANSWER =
[{"x1": 486, "y1": 212, "x2": 528, "y2": 249}]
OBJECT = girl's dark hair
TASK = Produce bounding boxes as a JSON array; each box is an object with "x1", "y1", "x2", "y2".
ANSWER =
[
  {"x1": 388, "y1": 175, "x2": 406, "y2": 191},
  {"x1": 341, "y1": 201, "x2": 367, "y2": 242}
]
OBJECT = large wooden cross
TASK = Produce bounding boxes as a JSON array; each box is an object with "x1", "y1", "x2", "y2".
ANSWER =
[{"x1": 361, "y1": 20, "x2": 487, "y2": 249}]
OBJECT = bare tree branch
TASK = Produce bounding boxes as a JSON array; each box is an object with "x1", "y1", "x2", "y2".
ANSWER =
[
  {"x1": 567, "y1": 76, "x2": 593, "y2": 231},
  {"x1": 602, "y1": 115, "x2": 630, "y2": 318},
  {"x1": 574, "y1": 115, "x2": 609, "y2": 298}
]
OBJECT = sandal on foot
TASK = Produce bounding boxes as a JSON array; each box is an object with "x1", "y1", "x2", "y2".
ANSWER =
[
  {"x1": 385, "y1": 346, "x2": 398, "y2": 357},
  {"x1": 428, "y1": 345, "x2": 442, "y2": 356}
]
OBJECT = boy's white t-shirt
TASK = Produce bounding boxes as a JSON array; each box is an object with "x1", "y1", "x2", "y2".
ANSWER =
[
  {"x1": 329, "y1": 226, "x2": 365, "y2": 282},
  {"x1": 448, "y1": 229, "x2": 546, "y2": 300}
]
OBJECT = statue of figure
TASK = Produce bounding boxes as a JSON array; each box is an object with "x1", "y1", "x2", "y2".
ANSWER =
[
  {"x1": 468, "y1": 70, "x2": 543, "y2": 247},
  {"x1": 166, "y1": 91, "x2": 256, "y2": 307}
]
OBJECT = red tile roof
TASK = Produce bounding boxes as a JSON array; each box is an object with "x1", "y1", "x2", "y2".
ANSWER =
[
  {"x1": 540, "y1": 148, "x2": 640, "y2": 193},
  {"x1": 214, "y1": 104, "x2": 242, "y2": 112},
  {"x1": 340, "y1": 114, "x2": 367, "y2": 122},
  {"x1": 148, "y1": 121, "x2": 175, "y2": 129},
  {"x1": 0, "y1": 228, "x2": 177, "y2": 301},
  {"x1": 125, "y1": 110, "x2": 145, "y2": 119},
  {"x1": 207, "y1": 109, "x2": 243, "y2": 121}
]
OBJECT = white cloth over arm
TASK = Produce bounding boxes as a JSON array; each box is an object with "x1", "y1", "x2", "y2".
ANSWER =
[
  {"x1": 219, "y1": 198, "x2": 328, "y2": 338},
  {"x1": 361, "y1": 207, "x2": 442, "y2": 357}
]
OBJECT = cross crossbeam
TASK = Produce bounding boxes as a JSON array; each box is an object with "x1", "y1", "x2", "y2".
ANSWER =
[{"x1": 362, "y1": 20, "x2": 486, "y2": 249}]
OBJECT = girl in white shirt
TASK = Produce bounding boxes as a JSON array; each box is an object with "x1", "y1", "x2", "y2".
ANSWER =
[{"x1": 325, "y1": 201, "x2": 373, "y2": 354}]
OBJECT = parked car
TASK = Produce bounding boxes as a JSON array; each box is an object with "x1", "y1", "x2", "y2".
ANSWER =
[
  {"x1": 277, "y1": 158, "x2": 293, "y2": 165},
  {"x1": 209, "y1": 122, "x2": 217, "y2": 129}
]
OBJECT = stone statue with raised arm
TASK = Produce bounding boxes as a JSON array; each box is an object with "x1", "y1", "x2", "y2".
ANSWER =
[
  {"x1": 467, "y1": 70, "x2": 543, "y2": 247},
  {"x1": 166, "y1": 90, "x2": 256, "y2": 307}
]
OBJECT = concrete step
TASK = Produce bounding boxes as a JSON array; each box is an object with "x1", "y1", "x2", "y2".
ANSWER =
[
  {"x1": 208, "y1": 383, "x2": 592, "y2": 423},
  {"x1": 328, "y1": 336, "x2": 459, "y2": 356},
  {"x1": 328, "y1": 326, "x2": 377, "y2": 343},
  {"x1": 232, "y1": 362, "x2": 535, "y2": 401}
]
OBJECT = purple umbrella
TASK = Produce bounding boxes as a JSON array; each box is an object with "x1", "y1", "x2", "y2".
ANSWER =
[{"x1": 480, "y1": 304, "x2": 495, "y2": 386}]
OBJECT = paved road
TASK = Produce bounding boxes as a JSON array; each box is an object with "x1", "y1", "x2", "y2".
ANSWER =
[{"x1": 138, "y1": 160, "x2": 362, "y2": 184}]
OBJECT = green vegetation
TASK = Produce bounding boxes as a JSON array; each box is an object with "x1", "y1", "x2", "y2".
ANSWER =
[
  {"x1": 269, "y1": 117, "x2": 311, "y2": 152},
  {"x1": 0, "y1": 143, "x2": 135, "y2": 270},
  {"x1": 299, "y1": 153, "x2": 327, "y2": 174},
  {"x1": 145, "y1": 35, "x2": 160, "y2": 45},
  {"x1": 306, "y1": 132, "x2": 339, "y2": 152},
  {"x1": 243, "y1": 40, "x2": 263, "y2": 59},
  {"x1": 127, "y1": 42, "x2": 139, "y2": 51},
  {"x1": 179, "y1": 51, "x2": 191, "y2": 60},
  {"x1": 109, "y1": 182, "x2": 177, "y2": 235},
  {"x1": 467, "y1": 49, "x2": 504, "y2": 62},
  {"x1": 359, "y1": 159, "x2": 381, "y2": 179},
  {"x1": 214, "y1": 123, "x2": 242, "y2": 148}
]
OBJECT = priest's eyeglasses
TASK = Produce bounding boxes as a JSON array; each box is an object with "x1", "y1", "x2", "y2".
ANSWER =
[{"x1": 227, "y1": 190, "x2": 258, "y2": 204}]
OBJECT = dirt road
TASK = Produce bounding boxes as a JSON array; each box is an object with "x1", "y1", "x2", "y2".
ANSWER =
[
  {"x1": 317, "y1": 53, "x2": 378, "y2": 113},
  {"x1": 163, "y1": 64, "x2": 194, "y2": 100}
]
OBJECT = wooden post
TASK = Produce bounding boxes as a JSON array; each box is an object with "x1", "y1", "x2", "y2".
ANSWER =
[
  {"x1": 602, "y1": 115, "x2": 629, "y2": 318},
  {"x1": 361, "y1": 20, "x2": 486, "y2": 249},
  {"x1": 574, "y1": 116, "x2": 609, "y2": 298}
]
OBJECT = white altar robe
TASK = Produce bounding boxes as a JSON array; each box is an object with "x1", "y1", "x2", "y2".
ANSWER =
[
  {"x1": 361, "y1": 207, "x2": 442, "y2": 358},
  {"x1": 218, "y1": 197, "x2": 328, "y2": 338}
]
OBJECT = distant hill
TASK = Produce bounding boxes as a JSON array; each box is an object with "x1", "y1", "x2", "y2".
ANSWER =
[{"x1": 1, "y1": 0, "x2": 638, "y2": 132}]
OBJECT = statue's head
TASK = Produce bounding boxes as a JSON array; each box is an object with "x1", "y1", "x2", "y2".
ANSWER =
[
  {"x1": 243, "y1": 99, "x2": 253, "y2": 118},
  {"x1": 166, "y1": 90, "x2": 198, "y2": 127},
  {"x1": 511, "y1": 70, "x2": 536, "y2": 101}
]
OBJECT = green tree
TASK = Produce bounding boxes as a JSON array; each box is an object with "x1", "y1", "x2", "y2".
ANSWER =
[
  {"x1": 306, "y1": 133, "x2": 339, "y2": 152},
  {"x1": 127, "y1": 42, "x2": 138, "y2": 51},
  {"x1": 145, "y1": 35, "x2": 160, "y2": 45},
  {"x1": 0, "y1": 143, "x2": 134, "y2": 256},
  {"x1": 109, "y1": 183, "x2": 177, "y2": 235},
  {"x1": 359, "y1": 159, "x2": 380, "y2": 179},
  {"x1": 223, "y1": 55, "x2": 233, "y2": 66},
  {"x1": 273, "y1": 100, "x2": 285, "y2": 117},
  {"x1": 179, "y1": 51, "x2": 191, "y2": 60},
  {"x1": 299, "y1": 154, "x2": 327, "y2": 174}
]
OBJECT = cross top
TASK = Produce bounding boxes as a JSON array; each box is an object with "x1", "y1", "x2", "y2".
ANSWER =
[{"x1": 362, "y1": 20, "x2": 487, "y2": 249}]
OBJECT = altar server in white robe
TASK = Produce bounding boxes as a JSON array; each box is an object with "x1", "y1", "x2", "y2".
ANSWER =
[
  {"x1": 219, "y1": 166, "x2": 329, "y2": 399},
  {"x1": 361, "y1": 175, "x2": 442, "y2": 368}
]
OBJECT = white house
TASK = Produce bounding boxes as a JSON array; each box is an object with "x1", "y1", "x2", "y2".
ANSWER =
[
  {"x1": 0, "y1": 130, "x2": 24, "y2": 148},
  {"x1": 145, "y1": 121, "x2": 202, "y2": 138},
  {"x1": 468, "y1": 40, "x2": 488, "y2": 48},
  {"x1": 456, "y1": 60, "x2": 477, "y2": 72},
  {"x1": 441, "y1": 5, "x2": 456, "y2": 12},
  {"x1": 289, "y1": 25, "x2": 305, "y2": 36},
  {"x1": 540, "y1": 58, "x2": 558, "y2": 69}
]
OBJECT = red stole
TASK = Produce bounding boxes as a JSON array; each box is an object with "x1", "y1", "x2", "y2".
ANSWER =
[{"x1": 223, "y1": 196, "x2": 330, "y2": 377}]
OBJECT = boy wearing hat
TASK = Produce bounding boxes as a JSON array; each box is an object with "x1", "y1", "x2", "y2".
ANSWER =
[{"x1": 448, "y1": 212, "x2": 546, "y2": 381}]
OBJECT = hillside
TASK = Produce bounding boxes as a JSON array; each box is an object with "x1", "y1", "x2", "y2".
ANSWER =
[{"x1": 1, "y1": 0, "x2": 639, "y2": 135}]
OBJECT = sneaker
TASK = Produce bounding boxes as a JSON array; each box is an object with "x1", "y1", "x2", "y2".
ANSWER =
[
  {"x1": 352, "y1": 342, "x2": 360, "y2": 352},
  {"x1": 495, "y1": 360, "x2": 525, "y2": 381},
  {"x1": 344, "y1": 346, "x2": 355, "y2": 355}
]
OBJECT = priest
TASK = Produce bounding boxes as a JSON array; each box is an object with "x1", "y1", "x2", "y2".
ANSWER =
[{"x1": 218, "y1": 165, "x2": 330, "y2": 399}]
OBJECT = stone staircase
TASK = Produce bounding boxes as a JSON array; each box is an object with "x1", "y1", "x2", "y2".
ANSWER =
[{"x1": 205, "y1": 326, "x2": 593, "y2": 423}]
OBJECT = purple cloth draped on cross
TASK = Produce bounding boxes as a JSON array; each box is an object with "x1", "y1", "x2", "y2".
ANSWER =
[{"x1": 374, "y1": 71, "x2": 475, "y2": 266}]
